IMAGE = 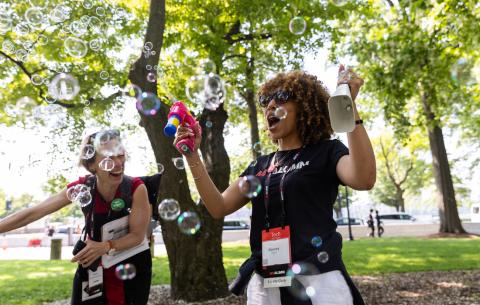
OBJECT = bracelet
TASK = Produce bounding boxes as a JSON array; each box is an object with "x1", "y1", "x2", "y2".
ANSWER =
[
  {"x1": 107, "y1": 240, "x2": 115, "y2": 253},
  {"x1": 355, "y1": 119, "x2": 363, "y2": 125},
  {"x1": 189, "y1": 160, "x2": 201, "y2": 168}
]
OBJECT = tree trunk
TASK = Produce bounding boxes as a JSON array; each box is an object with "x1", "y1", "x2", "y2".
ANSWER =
[
  {"x1": 394, "y1": 187, "x2": 405, "y2": 212},
  {"x1": 128, "y1": 0, "x2": 229, "y2": 300},
  {"x1": 421, "y1": 93, "x2": 466, "y2": 233},
  {"x1": 245, "y1": 57, "x2": 261, "y2": 160}
]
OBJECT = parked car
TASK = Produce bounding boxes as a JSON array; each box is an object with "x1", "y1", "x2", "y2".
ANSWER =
[
  {"x1": 335, "y1": 217, "x2": 364, "y2": 226},
  {"x1": 377, "y1": 212, "x2": 416, "y2": 224},
  {"x1": 56, "y1": 225, "x2": 76, "y2": 234},
  {"x1": 223, "y1": 220, "x2": 250, "y2": 230}
]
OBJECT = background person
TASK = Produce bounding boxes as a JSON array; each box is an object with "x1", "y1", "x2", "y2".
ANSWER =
[
  {"x1": 367, "y1": 209, "x2": 375, "y2": 238},
  {"x1": 174, "y1": 67, "x2": 375, "y2": 305},
  {"x1": 0, "y1": 130, "x2": 152, "y2": 305},
  {"x1": 375, "y1": 210, "x2": 384, "y2": 237}
]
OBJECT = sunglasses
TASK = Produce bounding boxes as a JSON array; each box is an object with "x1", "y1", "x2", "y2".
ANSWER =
[
  {"x1": 258, "y1": 90, "x2": 295, "y2": 108},
  {"x1": 89, "y1": 129, "x2": 121, "y2": 144}
]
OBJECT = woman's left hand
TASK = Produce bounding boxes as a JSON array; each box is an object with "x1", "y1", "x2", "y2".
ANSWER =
[
  {"x1": 338, "y1": 64, "x2": 364, "y2": 101},
  {"x1": 71, "y1": 239, "x2": 108, "y2": 268}
]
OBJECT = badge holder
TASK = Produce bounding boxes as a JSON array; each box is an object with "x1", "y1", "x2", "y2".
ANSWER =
[{"x1": 261, "y1": 225, "x2": 292, "y2": 288}]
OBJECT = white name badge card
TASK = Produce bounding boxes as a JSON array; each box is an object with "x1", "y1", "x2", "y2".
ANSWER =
[{"x1": 261, "y1": 226, "x2": 292, "y2": 288}]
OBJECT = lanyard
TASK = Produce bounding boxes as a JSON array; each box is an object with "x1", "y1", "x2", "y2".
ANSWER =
[
  {"x1": 85, "y1": 178, "x2": 97, "y2": 240},
  {"x1": 263, "y1": 147, "x2": 303, "y2": 230}
]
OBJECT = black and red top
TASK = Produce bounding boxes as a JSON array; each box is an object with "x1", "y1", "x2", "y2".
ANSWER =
[{"x1": 68, "y1": 176, "x2": 152, "y2": 305}]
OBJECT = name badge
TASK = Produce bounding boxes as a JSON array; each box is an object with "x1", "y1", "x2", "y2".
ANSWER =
[
  {"x1": 261, "y1": 226, "x2": 292, "y2": 288},
  {"x1": 81, "y1": 267, "x2": 103, "y2": 301}
]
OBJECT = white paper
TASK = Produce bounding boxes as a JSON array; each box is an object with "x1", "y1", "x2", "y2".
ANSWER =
[
  {"x1": 264, "y1": 276, "x2": 292, "y2": 288},
  {"x1": 101, "y1": 215, "x2": 149, "y2": 268},
  {"x1": 262, "y1": 238, "x2": 290, "y2": 266}
]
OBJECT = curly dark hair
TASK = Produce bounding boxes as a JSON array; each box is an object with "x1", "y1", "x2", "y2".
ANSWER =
[{"x1": 258, "y1": 71, "x2": 333, "y2": 145}]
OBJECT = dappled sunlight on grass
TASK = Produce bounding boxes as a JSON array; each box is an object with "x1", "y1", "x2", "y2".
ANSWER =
[
  {"x1": 26, "y1": 272, "x2": 52, "y2": 279},
  {"x1": 342, "y1": 237, "x2": 480, "y2": 275},
  {"x1": 0, "y1": 237, "x2": 478, "y2": 305},
  {"x1": 0, "y1": 274, "x2": 14, "y2": 281}
]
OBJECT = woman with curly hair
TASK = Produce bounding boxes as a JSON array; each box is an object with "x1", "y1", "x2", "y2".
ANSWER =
[{"x1": 174, "y1": 66, "x2": 375, "y2": 305}]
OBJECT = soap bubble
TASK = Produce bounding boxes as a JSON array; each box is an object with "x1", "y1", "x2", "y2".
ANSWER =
[
  {"x1": 100, "y1": 71, "x2": 109, "y2": 80},
  {"x1": 274, "y1": 107, "x2": 287, "y2": 120},
  {"x1": 88, "y1": 16, "x2": 103, "y2": 34},
  {"x1": 15, "y1": 23, "x2": 30, "y2": 36},
  {"x1": 317, "y1": 251, "x2": 329, "y2": 263},
  {"x1": 136, "y1": 92, "x2": 161, "y2": 116},
  {"x1": 115, "y1": 264, "x2": 136, "y2": 280},
  {"x1": 0, "y1": 13, "x2": 12, "y2": 34},
  {"x1": 31, "y1": 74, "x2": 44, "y2": 85},
  {"x1": 99, "y1": 157, "x2": 115, "y2": 172},
  {"x1": 185, "y1": 73, "x2": 226, "y2": 110},
  {"x1": 157, "y1": 163, "x2": 164, "y2": 174},
  {"x1": 25, "y1": 7, "x2": 45, "y2": 26},
  {"x1": 177, "y1": 211, "x2": 201, "y2": 235},
  {"x1": 83, "y1": 0, "x2": 94, "y2": 9},
  {"x1": 63, "y1": 186, "x2": 90, "y2": 206},
  {"x1": 88, "y1": 38, "x2": 102, "y2": 51},
  {"x1": 76, "y1": 191, "x2": 92, "y2": 207},
  {"x1": 124, "y1": 84, "x2": 142, "y2": 99},
  {"x1": 311, "y1": 236, "x2": 323, "y2": 248},
  {"x1": 70, "y1": 20, "x2": 89, "y2": 36},
  {"x1": 50, "y1": 5, "x2": 70, "y2": 23},
  {"x1": 2, "y1": 40, "x2": 15, "y2": 53},
  {"x1": 64, "y1": 37, "x2": 88, "y2": 58},
  {"x1": 81, "y1": 144, "x2": 95, "y2": 160},
  {"x1": 147, "y1": 72, "x2": 157, "y2": 83},
  {"x1": 95, "y1": 7, "x2": 106, "y2": 17},
  {"x1": 172, "y1": 157, "x2": 185, "y2": 169},
  {"x1": 144, "y1": 42, "x2": 153, "y2": 50},
  {"x1": 158, "y1": 199, "x2": 180, "y2": 221},
  {"x1": 286, "y1": 263, "x2": 319, "y2": 301},
  {"x1": 15, "y1": 49, "x2": 28, "y2": 62},
  {"x1": 289, "y1": 17, "x2": 307, "y2": 35},
  {"x1": 252, "y1": 142, "x2": 262, "y2": 154},
  {"x1": 238, "y1": 175, "x2": 262, "y2": 198},
  {"x1": 48, "y1": 73, "x2": 80, "y2": 100}
]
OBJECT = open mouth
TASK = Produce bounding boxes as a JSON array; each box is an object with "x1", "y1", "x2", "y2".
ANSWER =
[
  {"x1": 267, "y1": 115, "x2": 281, "y2": 129},
  {"x1": 109, "y1": 171, "x2": 123, "y2": 178}
]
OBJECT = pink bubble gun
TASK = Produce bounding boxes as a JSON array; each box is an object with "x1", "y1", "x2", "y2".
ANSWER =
[{"x1": 164, "y1": 101, "x2": 197, "y2": 154}]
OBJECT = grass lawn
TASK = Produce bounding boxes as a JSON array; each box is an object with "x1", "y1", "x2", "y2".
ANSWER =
[{"x1": 0, "y1": 237, "x2": 479, "y2": 305}]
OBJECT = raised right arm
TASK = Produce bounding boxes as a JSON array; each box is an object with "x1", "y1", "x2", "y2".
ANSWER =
[
  {"x1": 0, "y1": 189, "x2": 71, "y2": 233},
  {"x1": 185, "y1": 151, "x2": 249, "y2": 219}
]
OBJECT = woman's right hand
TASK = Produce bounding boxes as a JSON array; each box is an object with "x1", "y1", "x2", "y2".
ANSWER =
[{"x1": 173, "y1": 121, "x2": 202, "y2": 155}]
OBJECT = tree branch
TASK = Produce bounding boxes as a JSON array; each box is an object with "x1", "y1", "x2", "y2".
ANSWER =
[
  {"x1": 0, "y1": 50, "x2": 32, "y2": 78},
  {"x1": 222, "y1": 21, "x2": 272, "y2": 45},
  {"x1": 380, "y1": 138, "x2": 400, "y2": 187},
  {"x1": 222, "y1": 54, "x2": 248, "y2": 62},
  {"x1": 399, "y1": 160, "x2": 414, "y2": 185}
]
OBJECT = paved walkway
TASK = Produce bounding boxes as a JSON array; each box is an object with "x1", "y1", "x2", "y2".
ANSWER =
[{"x1": 1, "y1": 223, "x2": 478, "y2": 260}]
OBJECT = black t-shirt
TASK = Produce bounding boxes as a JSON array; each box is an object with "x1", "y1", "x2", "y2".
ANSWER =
[{"x1": 240, "y1": 139, "x2": 349, "y2": 262}]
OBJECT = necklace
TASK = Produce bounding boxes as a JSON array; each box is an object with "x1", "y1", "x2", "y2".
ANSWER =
[{"x1": 273, "y1": 150, "x2": 296, "y2": 168}]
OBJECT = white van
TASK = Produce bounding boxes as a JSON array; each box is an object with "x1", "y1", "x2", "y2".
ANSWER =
[{"x1": 377, "y1": 212, "x2": 416, "y2": 225}]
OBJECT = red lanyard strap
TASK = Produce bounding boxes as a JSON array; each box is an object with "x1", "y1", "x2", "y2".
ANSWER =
[{"x1": 263, "y1": 147, "x2": 303, "y2": 230}]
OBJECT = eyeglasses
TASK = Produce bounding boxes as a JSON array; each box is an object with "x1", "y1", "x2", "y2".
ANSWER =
[{"x1": 258, "y1": 90, "x2": 295, "y2": 108}]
